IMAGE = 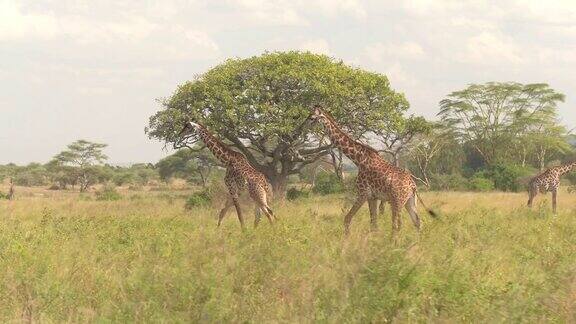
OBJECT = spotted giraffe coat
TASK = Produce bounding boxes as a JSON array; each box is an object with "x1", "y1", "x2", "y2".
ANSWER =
[{"x1": 178, "y1": 121, "x2": 274, "y2": 228}]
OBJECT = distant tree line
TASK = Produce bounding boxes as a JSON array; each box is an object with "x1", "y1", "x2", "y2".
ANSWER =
[{"x1": 0, "y1": 141, "x2": 222, "y2": 191}]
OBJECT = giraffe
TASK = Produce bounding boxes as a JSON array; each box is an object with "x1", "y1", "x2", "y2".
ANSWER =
[
  {"x1": 178, "y1": 121, "x2": 275, "y2": 229},
  {"x1": 309, "y1": 105, "x2": 436, "y2": 235},
  {"x1": 527, "y1": 161, "x2": 576, "y2": 213}
]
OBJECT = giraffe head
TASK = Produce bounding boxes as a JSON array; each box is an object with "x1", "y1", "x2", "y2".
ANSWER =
[
  {"x1": 308, "y1": 105, "x2": 327, "y2": 123},
  {"x1": 178, "y1": 121, "x2": 200, "y2": 136},
  {"x1": 176, "y1": 120, "x2": 202, "y2": 146}
]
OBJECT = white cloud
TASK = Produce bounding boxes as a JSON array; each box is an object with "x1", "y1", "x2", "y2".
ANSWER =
[
  {"x1": 299, "y1": 39, "x2": 331, "y2": 55},
  {"x1": 511, "y1": 0, "x2": 576, "y2": 24},
  {"x1": 0, "y1": 0, "x2": 58, "y2": 40},
  {"x1": 457, "y1": 31, "x2": 525, "y2": 65},
  {"x1": 226, "y1": 0, "x2": 307, "y2": 26},
  {"x1": 307, "y1": 0, "x2": 366, "y2": 19},
  {"x1": 0, "y1": 1, "x2": 220, "y2": 62},
  {"x1": 365, "y1": 41, "x2": 425, "y2": 63},
  {"x1": 225, "y1": 0, "x2": 366, "y2": 26},
  {"x1": 537, "y1": 47, "x2": 576, "y2": 64},
  {"x1": 384, "y1": 63, "x2": 418, "y2": 87}
]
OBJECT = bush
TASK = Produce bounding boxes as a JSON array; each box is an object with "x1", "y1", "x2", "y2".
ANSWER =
[
  {"x1": 312, "y1": 172, "x2": 345, "y2": 195},
  {"x1": 429, "y1": 173, "x2": 469, "y2": 191},
  {"x1": 485, "y1": 164, "x2": 533, "y2": 192},
  {"x1": 286, "y1": 187, "x2": 310, "y2": 201},
  {"x1": 0, "y1": 192, "x2": 9, "y2": 200},
  {"x1": 468, "y1": 176, "x2": 495, "y2": 192},
  {"x1": 185, "y1": 190, "x2": 212, "y2": 209},
  {"x1": 95, "y1": 186, "x2": 122, "y2": 201}
]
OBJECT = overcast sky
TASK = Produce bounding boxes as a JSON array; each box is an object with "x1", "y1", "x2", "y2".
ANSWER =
[{"x1": 1, "y1": 0, "x2": 575, "y2": 164}]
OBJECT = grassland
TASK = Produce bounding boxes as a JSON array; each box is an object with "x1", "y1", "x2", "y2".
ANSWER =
[{"x1": 0, "y1": 186, "x2": 575, "y2": 322}]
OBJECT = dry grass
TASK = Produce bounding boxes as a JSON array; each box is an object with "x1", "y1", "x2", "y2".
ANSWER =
[{"x1": 0, "y1": 186, "x2": 575, "y2": 322}]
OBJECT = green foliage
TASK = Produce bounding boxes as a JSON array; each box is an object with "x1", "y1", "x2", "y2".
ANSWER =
[
  {"x1": 0, "y1": 191, "x2": 575, "y2": 321},
  {"x1": 95, "y1": 185, "x2": 122, "y2": 201},
  {"x1": 51, "y1": 140, "x2": 109, "y2": 192},
  {"x1": 0, "y1": 192, "x2": 9, "y2": 199},
  {"x1": 485, "y1": 164, "x2": 533, "y2": 192},
  {"x1": 147, "y1": 51, "x2": 409, "y2": 195},
  {"x1": 156, "y1": 148, "x2": 217, "y2": 186},
  {"x1": 12, "y1": 163, "x2": 49, "y2": 186},
  {"x1": 313, "y1": 172, "x2": 345, "y2": 195},
  {"x1": 185, "y1": 190, "x2": 212, "y2": 209},
  {"x1": 429, "y1": 173, "x2": 469, "y2": 191},
  {"x1": 439, "y1": 82, "x2": 567, "y2": 166},
  {"x1": 468, "y1": 175, "x2": 495, "y2": 192},
  {"x1": 286, "y1": 187, "x2": 310, "y2": 201}
]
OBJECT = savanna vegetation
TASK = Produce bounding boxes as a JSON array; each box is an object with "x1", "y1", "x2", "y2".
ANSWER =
[
  {"x1": 1, "y1": 52, "x2": 575, "y2": 322},
  {"x1": 0, "y1": 186, "x2": 575, "y2": 322}
]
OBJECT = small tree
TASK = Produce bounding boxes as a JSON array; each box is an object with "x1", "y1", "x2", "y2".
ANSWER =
[
  {"x1": 156, "y1": 147, "x2": 218, "y2": 187},
  {"x1": 51, "y1": 140, "x2": 108, "y2": 192}
]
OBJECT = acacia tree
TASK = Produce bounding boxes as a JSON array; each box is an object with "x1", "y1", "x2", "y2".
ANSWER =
[
  {"x1": 439, "y1": 82, "x2": 565, "y2": 165},
  {"x1": 51, "y1": 140, "x2": 108, "y2": 192},
  {"x1": 515, "y1": 111, "x2": 572, "y2": 170},
  {"x1": 156, "y1": 147, "x2": 218, "y2": 187},
  {"x1": 373, "y1": 116, "x2": 432, "y2": 167},
  {"x1": 146, "y1": 52, "x2": 408, "y2": 196},
  {"x1": 409, "y1": 123, "x2": 454, "y2": 186}
]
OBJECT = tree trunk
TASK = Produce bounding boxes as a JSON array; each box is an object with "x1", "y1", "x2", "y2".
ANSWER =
[
  {"x1": 393, "y1": 153, "x2": 400, "y2": 167},
  {"x1": 268, "y1": 174, "x2": 288, "y2": 200},
  {"x1": 330, "y1": 150, "x2": 344, "y2": 181}
]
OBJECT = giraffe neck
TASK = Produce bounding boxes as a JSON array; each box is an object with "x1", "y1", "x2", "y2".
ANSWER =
[
  {"x1": 318, "y1": 115, "x2": 375, "y2": 167},
  {"x1": 196, "y1": 124, "x2": 235, "y2": 166},
  {"x1": 558, "y1": 161, "x2": 576, "y2": 175}
]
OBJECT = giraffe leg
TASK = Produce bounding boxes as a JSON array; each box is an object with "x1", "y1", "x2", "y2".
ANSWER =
[
  {"x1": 552, "y1": 189, "x2": 558, "y2": 214},
  {"x1": 391, "y1": 203, "x2": 402, "y2": 238},
  {"x1": 343, "y1": 196, "x2": 367, "y2": 235},
  {"x1": 379, "y1": 200, "x2": 386, "y2": 216},
  {"x1": 231, "y1": 196, "x2": 245, "y2": 229},
  {"x1": 368, "y1": 198, "x2": 378, "y2": 231},
  {"x1": 250, "y1": 185, "x2": 275, "y2": 224},
  {"x1": 405, "y1": 194, "x2": 421, "y2": 231},
  {"x1": 217, "y1": 197, "x2": 234, "y2": 227},
  {"x1": 527, "y1": 188, "x2": 536, "y2": 208},
  {"x1": 254, "y1": 207, "x2": 262, "y2": 228}
]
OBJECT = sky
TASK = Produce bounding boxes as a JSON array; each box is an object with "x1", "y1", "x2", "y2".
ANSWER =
[{"x1": 1, "y1": 0, "x2": 575, "y2": 165}]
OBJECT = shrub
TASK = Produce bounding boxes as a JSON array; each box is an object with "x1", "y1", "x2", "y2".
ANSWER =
[
  {"x1": 468, "y1": 176, "x2": 495, "y2": 192},
  {"x1": 485, "y1": 163, "x2": 533, "y2": 192},
  {"x1": 429, "y1": 173, "x2": 469, "y2": 191},
  {"x1": 95, "y1": 186, "x2": 122, "y2": 201},
  {"x1": 0, "y1": 192, "x2": 9, "y2": 200},
  {"x1": 185, "y1": 190, "x2": 212, "y2": 209},
  {"x1": 286, "y1": 187, "x2": 310, "y2": 201},
  {"x1": 313, "y1": 172, "x2": 345, "y2": 195}
]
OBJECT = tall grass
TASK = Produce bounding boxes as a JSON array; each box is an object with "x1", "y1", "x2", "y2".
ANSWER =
[{"x1": 0, "y1": 189, "x2": 575, "y2": 322}]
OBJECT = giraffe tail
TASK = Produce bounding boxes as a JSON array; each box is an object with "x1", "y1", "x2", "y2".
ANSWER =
[{"x1": 415, "y1": 192, "x2": 438, "y2": 218}]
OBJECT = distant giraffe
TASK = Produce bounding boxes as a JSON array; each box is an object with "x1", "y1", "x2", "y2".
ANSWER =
[
  {"x1": 178, "y1": 121, "x2": 275, "y2": 229},
  {"x1": 309, "y1": 105, "x2": 436, "y2": 235},
  {"x1": 527, "y1": 161, "x2": 576, "y2": 213}
]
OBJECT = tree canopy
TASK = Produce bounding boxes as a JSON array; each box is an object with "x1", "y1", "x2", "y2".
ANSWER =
[
  {"x1": 51, "y1": 140, "x2": 108, "y2": 192},
  {"x1": 439, "y1": 82, "x2": 567, "y2": 165},
  {"x1": 146, "y1": 51, "x2": 409, "y2": 195}
]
